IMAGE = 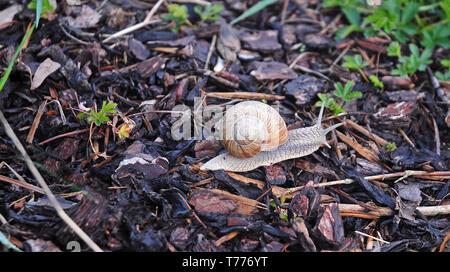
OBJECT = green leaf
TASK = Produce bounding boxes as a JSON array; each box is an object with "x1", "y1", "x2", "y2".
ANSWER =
[
  {"x1": 330, "y1": 101, "x2": 345, "y2": 116},
  {"x1": 194, "y1": 5, "x2": 203, "y2": 15},
  {"x1": 369, "y1": 75, "x2": 384, "y2": 88},
  {"x1": 441, "y1": 59, "x2": 450, "y2": 68},
  {"x1": 77, "y1": 112, "x2": 89, "y2": 119},
  {"x1": 316, "y1": 93, "x2": 335, "y2": 108},
  {"x1": 230, "y1": 0, "x2": 277, "y2": 25},
  {"x1": 36, "y1": 0, "x2": 42, "y2": 27},
  {"x1": 387, "y1": 41, "x2": 401, "y2": 57},
  {"x1": 346, "y1": 91, "x2": 362, "y2": 100},
  {"x1": 409, "y1": 44, "x2": 420, "y2": 57},
  {"x1": 401, "y1": 2, "x2": 419, "y2": 25},
  {"x1": 342, "y1": 7, "x2": 360, "y2": 26}
]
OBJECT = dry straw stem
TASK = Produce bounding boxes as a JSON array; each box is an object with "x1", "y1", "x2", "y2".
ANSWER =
[
  {"x1": 102, "y1": 0, "x2": 164, "y2": 43},
  {"x1": 205, "y1": 92, "x2": 285, "y2": 101},
  {"x1": 339, "y1": 203, "x2": 450, "y2": 218},
  {"x1": 0, "y1": 110, "x2": 103, "y2": 252}
]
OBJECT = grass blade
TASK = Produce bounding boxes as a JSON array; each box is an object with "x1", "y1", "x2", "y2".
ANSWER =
[
  {"x1": 0, "y1": 231, "x2": 23, "y2": 252},
  {"x1": 36, "y1": 0, "x2": 42, "y2": 27},
  {"x1": 230, "y1": 0, "x2": 277, "y2": 25},
  {"x1": 0, "y1": 23, "x2": 36, "y2": 92}
]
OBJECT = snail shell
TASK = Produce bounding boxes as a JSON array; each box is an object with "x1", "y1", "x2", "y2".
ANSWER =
[
  {"x1": 201, "y1": 101, "x2": 344, "y2": 172},
  {"x1": 221, "y1": 101, "x2": 288, "y2": 158}
]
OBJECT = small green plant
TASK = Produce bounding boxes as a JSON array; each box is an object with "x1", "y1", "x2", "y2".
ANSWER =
[
  {"x1": 316, "y1": 81, "x2": 361, "y2": 116},
  {"x1": 420, "y1": 22, "x2": 450, "y2": 50},
  {"x1": 387, "y1": 41, "x2": 402, "y2": 57},
  {"x1": 194, "y1": 4, "x2": 223, "y2": 24},
  {"x1": 333, "y1": 81, "x2": 362, "y2": 102},
  {"x1": 392, "y1": 44, "x2": 432, "y2": 77},
  {"x1": 269, "y1": 197, "x2": 289, "y2": 222},
  {"x1": 342, "y1": 54, "x2": 369, "y2": 70},
  {"x1": 78, "y1": 101, "x2": 118, "y2": 126},
  {"x1": 162, "y1": 4, "x2": 189, "y2": 32},
  {"x1": 435, "y1": 59, "x2": 450, "y2": 81},
  {"x1": 369, "y1": 75, "x2": 384, "y2": 89},
  {"x1": 342, "y1": 54, "x2": 369, "y2": 81},
  {"x1": 28, "y1": 0, "x2": 54, "y2": 23},
  {"x1": 384, "y1": 142, "x2": 397, "y2": 151},
  {"x1": 365, "y1": 0, "x2": 419, "y2": 43}
]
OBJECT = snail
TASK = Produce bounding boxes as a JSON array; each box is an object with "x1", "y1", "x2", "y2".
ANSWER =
[{"x1": 200, "y1": 101, "x2": 344, "y2": 172}]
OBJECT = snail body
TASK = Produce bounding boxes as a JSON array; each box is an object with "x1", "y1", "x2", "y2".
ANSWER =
[{"x1": 200, "y1": 101, "x2": 343, "y2": 172}]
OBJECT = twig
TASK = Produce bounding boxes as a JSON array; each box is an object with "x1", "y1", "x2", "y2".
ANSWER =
[
  {"x1": 398, "y1": 128, "x2": 415, "y2": 148},
  {"x1": 339, "y1": 203, "x2": 450, "y2": 217},
  {"x1": 0, "y1": 110, "x2": 103, "y2": 252},
  {"x1": 26, "y1": 101, "x2": 47, "y2": 144},
  {"x1": 102, "y1": 0, "x2": 164, "y2": 43},
  {"x1": 38, "y1": 128, "x2": 89, "y2": 145},
  {"x1": 431, "y1": 115, "x2": 441, "y2": 156},
  {"x1": 355, "y1": 230, "x2": 390, "y2": 244},
  {"x1": 59, "y1": 23, "x2": 90, "y2": 45},
  {"x1": 293, "y1": 64, "x2": 332, "y2": 82},
  {"x1": 205, "y1": 92, "x2": 285, "y2": 101},
  {"x1": 345, "y1": 119, "x2": 389, "y2": 146},
  {"x1": 204, "y1": 34, "x2": 217, "y2": 70},
  {"x1": 0, "y1": 174, "x2": 45, "y2": 194},
  {"x1": 439, "y1": 234, "x2": 450, "y2": 252}
]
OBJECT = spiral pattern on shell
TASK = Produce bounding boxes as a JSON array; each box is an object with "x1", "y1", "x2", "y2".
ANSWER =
[{"x1": 220, "y1": 101, "x2": 289, "y2": 158}]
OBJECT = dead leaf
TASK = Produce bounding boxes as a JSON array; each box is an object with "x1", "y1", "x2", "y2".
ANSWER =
[
  {"x1": 250, "y1": 61, "x2": 297, "y2": 81},
  {"x1": 65, "y1": 5, "x2": 101, "y2": 28},
  {"x1": 31, "y1": 58, "x2": 61, "y2": 90},
  {"x1": 0, "y1": 4, "x2": 23, "y2": 30}
]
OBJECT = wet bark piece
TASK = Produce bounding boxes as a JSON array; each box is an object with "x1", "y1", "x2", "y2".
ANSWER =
[
  {"x1": 373, "y1": 102, "x2": 417, "y2": 128},
  {"x1": 295, "y1": 24, "x2": 322, "y2": 39},
  {"x1": 189, "y1": 190, "x2": 238, "y2": 215},
  {"x1": 240, "y1": 30, "x2": 282, "y2": 54},
  {"x1": 282, "y1": 25, "x2": 297, "y2": 45},
  {"x1": 194, "y1": 137, "x2": 221, "y2": 158},
  {"x1": 250, "y1": 61, "x2": 297, "y2": 81},
  {"x1": 128, "y1": 38, "x2": 150, "y2": 61},
  {"x1": 312, "y1": 203, "x2": 344, "y2": 248},
  {"x1": 214, "y1": 170, "x2": 264, "y2": 199},
  {"x1": 115, "y1": 155, "x2": 168, "y2": 182},
  {"x1": 137, "y1": 55, "x2": 166, "y2": 78},
  {"x1": 397, "y1": 182, "x2": 422, "y2": 203},
  {"x1": 170, "y1": 227, "x2": 190, "y2": 250},
  {"x1": 135, "y1": 31, "x2": 179, "y2": 42},
  {"x1": 384, "y1": 90, "x2": 425, "y2": 102},
  {"x1": 53, "y1": 190, "x2": 107, "y2": 245},
  {"x1": 381, "y1": 76, "x2": 414, "y2": 90},
  {"x1": 302, "y1": 33, "x2": 335, "y2": 50},
  {"x1": 292, "y1": 219, "x2": 316, "y2": 252},
  {"x1": 264, "y1": 165, "x2": 286, "y2": 185},
  {"x1": 146, "y1": 35, "x2": 195, "y2": 48},
  {"x1": 389, "y1": 146, "x2": 446, "y2": 170},
  {"x1": 51, "y1": 137, "x2": 80, "y2": 160},
  {"x1": 38, "y1": 45, "x2": 92, "y2": 92},
  {"x1": 284, "y1": 75, "x2": 326, "y2": 105}
]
